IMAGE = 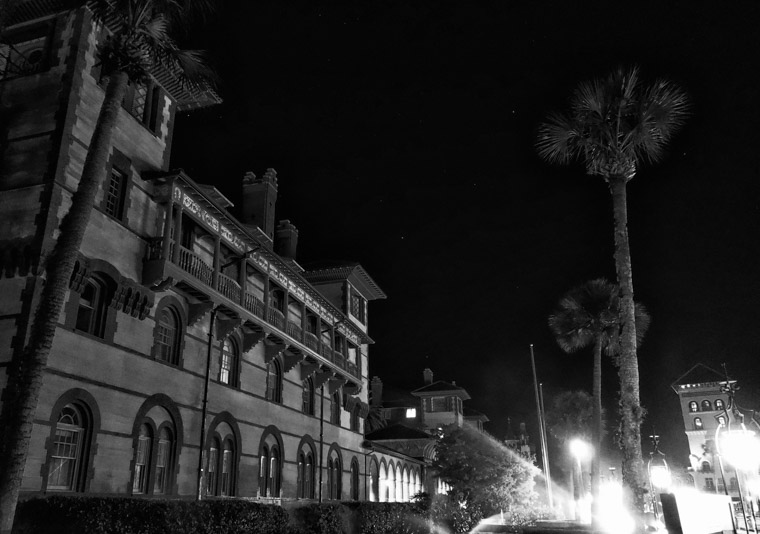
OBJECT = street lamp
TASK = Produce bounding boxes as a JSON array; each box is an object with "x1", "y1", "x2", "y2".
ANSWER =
[
  {"x1": 647, "y1": 433, "x2": 671, "y2": 523},
  {"x1": 569, "y1": 439, "x2": 591, "y2": 523}
]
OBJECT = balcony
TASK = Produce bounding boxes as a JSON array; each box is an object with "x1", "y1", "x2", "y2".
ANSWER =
[{"x1": 144, "y1": 237, "x2": 360, "y2": 382}]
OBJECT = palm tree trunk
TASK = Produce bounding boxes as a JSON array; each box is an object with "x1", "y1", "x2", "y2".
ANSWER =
[
  {"x1": 0, "y1": 71, "x2": 129, "y2": 534},
  {"x1": 607, "y1": 174, "x2": 646, "y2": 512},
  {"x1": 591, "y1": 336, "x2": 602, "y2": 525}
]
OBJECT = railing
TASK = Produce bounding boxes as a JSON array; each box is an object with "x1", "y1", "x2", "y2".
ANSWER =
[
  {"x1": 244, "y1": 292, "x2": 265, "y2": 319},
  {"x1": 287, "y1": 321, "x2": 302, "y2": 341},
  {"x1": 147, "y1": 237, "x2": 164, "y2": 261},
  {"x1": 267, "y1": 307, "x2": 285, "y2": 330},
  {"x1": 346, "y1": 361, "x2": 358, "y2": 377},
  {"x1": 334, "y1": 351, "x2": 346, "y2": 368},
  {"x1": 304, "y1": 332, "x2": 319, "y2": 352},
  {"x1": 320, "y1": 342, "x2": 334, "y2": 361},
  {"x1": 177, "y1": 246, "x2": 213, "y2": 286},
  {"x1": 218, "y1": 273, "x2": 241, "y2": 302}
]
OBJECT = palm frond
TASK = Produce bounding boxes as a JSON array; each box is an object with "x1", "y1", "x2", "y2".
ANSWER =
[{"x1": 535, "y1": 112, "x2": 581, "y2": 165}]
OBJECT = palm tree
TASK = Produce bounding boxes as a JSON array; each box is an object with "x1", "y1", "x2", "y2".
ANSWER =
[
  {"x1": 536, "y1": 66, "x2": 688, "y2": 509},
  {"x1": 548, "y1": 278, "x2": 650, "y2": 523},
  {"x1": 0, "y1": 2, "x2": 215, "y2": 531}
]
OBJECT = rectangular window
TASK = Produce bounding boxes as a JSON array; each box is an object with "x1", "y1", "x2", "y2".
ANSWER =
[
  {"x1": 48, "y1": 428, "x2": 80, "y2": 490},
  {"x1": 104, "y1": 167, "x2": 127, "y2": 219},
  {"x1": 221, "y1": 449, "x2": 231, "y2": 496},
  {"x1": 220, "y1": 352, "x2": 231, "y2": 384},
  {"x1": 405, "y1": 408, "x2": 417, "y2": 418},
  {"x1": 132, "y1": 435, "x2": 150, "y2": 493},
  {"x1": 206, "y1": 447, "x2": 218, "y2": 495},
  {"x1": 350, "y1": 293, "x2": 366, "y2": 324},
  {"x1": 154, "y1": 439, "x2": 169, "y2": 494},
  {"x1": 121, "y1": 81, "x2": 163, "y2": 134}
]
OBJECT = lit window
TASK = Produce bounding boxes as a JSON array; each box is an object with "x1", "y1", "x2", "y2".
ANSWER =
[
  {"x1": 694, "y1": 417, "x2": 703, "y2": 430},
  {"x1": 715, "y1": 399, "x2": 725, "y2": 410},
  {"x1": 132, "y1": 424, "x2": 152, "y2": 494},
  {"x1": 689, "y1": 401, "x2": 698, "y2": 412},
  {"x1": 220, "y1": 338, "x2": 239, "y2": 386},
  {"x1": 405, "y1": 408, "x2": 417, "y2": 418},
  {"x1": 220, "y1": 440, "x2": 233, "y2": 496},
  {"x1": 206, "y1": 439, "x2": 219, "y2": 495},
  {"x1": 153, "y1": 427, "x2": 173, "y2": 494}
]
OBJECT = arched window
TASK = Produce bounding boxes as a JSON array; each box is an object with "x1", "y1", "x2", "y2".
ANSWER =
[
  {"x1": 350, "y1": 459, "x2": 360, "y2": 500},
  {"x1": 715, "y1": 399, "x2": 725, "y2": 410},
  {"x1": 206, "y1": 437, "x2": 220, "y2": 495},
  {"x1": 266, "y1": 358, "x2": 283, "y2": 403},
  {"x1": 155, "y1": 306, "x2": 181, "y2": 364},
  {"x1": 153, "y1": 427, "x2": 173, "y2": 494},
  {"x1": 701, "y1": 400, "x2": 713, "y2": 411},
  {"x1": 327, "y1": 450, "x2": 342, "y2": 500},
  {"x1": 220, "y1": 439, "x2": 234, "y2": 496},
  {"x1": 717, "y1": 415, "x2": 726, "y2": 426},
  {"x1": 331, "y1": 391, "x2": 341, "y2": 425},
  {"x1": 132, "y1": 424, "x2": 153, "y2": 494},
  {"x1": 302, "y1": 377, "x2": 315, "y2": 415},
  {"x1": 689, "y1": 401, "x2": 698, "y2": 413},
  {"x1": 370, "y1": 459, "x2": 379, "y2": 502},
  {"x1": 219, "y1": 338, "x2": 239, "y2": 387},
  {"x1": 297, "y1": 446, "x2": 316, "y2": 499},
  {"x1": 694, "y1": 417, "x2": 703, "y2": 430},
  {"x1": 269, "y1": 446, "x2": 281, "y2": 497},
  {"x1": 388, "y1": 463, "x2": 396, "y2": 502},
  {"x1": 350, "y1": 405, "x2": 361, "y2": 432},
  {"x1": 47, "y1": 403, "x2": 91, "y2": 491},
  {"x1": 75, "y1": 276, "x2": 109, "y2": 337},
  {"x1": 259, "y1": 445, "x2": 269, "y2": 496},
  {"x1": 259, "y1": 431, "x2": 282, "y2": 498}
]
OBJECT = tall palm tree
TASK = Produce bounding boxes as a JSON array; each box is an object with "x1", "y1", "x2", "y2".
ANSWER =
[
  {"x1": 0, "y1": 2, "x2": 215, "y2": 531},
  {"x1": 536, "y1": 66, "x2": 688, "y2": 509},
  {"x1": 548, "y1": 278, "x2": 650, "y2": 523}
]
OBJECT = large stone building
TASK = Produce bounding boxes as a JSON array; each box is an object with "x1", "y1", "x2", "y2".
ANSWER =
[
  {"x1": 672, "y1": 363, "x2": 760, "y2": 499},
  {"x1": 0, "y1": 2, "x2": 423, "y2": 503}
]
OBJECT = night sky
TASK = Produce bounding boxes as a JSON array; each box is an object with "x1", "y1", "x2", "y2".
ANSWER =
[{"x1": 171, "y1": 1, "x2": 760, "y2": 471}]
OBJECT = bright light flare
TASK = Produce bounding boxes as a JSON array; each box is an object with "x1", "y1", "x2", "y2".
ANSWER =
[
  {"x1": 569, "y1": 438, "x2": 591, "y2": 461},
  {"x1": 720, "y1": 430, "x2": 760, "y2": 472},
  {"x1": 650, "y1": 465, "x2": 671, "y2": 489},
  {"x1": 595, "y1": 481, "x2": 635, "y2": 534}
]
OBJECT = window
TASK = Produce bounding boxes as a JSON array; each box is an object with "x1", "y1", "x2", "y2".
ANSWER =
[
  {"x1": 75, "y1": 276, "x2": 109, "y2": 337},
  {"x1": 689, "y1": 401, "x2": 698, "y2": 413},
  {"x1": 350, "y1": 460, "x2": 360, "y2": 500},
  {"x1": 715, "y1": 399, "x2": 725, "y2": 410},
  {"x1": 132, "y1": 424, "x2": 152, "y2": 494},
  {"x1": 259, "y1": 437, "x2": 281, "y2": 498},
  {"x1": 302, "y1": 378, "x2": 315, "y2": 415},
  {"x1": 350, "y1": 292, "x2": 366, "y2": 324},
  {"x1": 327, "y1": 451, "x2": 342, "y2": 500},
  {"x1": 270, "y1": 288, "x2": 284, "y2": 312},
  {"x1": 694, "y1": 417, "x2": 703, "y2": 430},
  {"x1": 424, "y1": 396, "x2": 448, "y2": 413},
  {"x1": 297, "y1": 447, "x2": 315, "y2": 499},
  {"x1": 155, "y1": 307, "x2": 181, "y2": 364},
  {"x1": 717, "y1": 415, "x2": 726, "y2": 426},
  {"x1": 331, "y1": 391, "x2": 341, "y2": 425},
  {"x1": 104, "y1": 167, "x2": 128, "y2": 219},
  {"x1": 266, "y1": 358, "x2": 283, "y2": 402},
  {"x1": 369, "y1": 459, "x2": 379, "y2": 502},
  {"x1": 705, "y1": 477, "x2": 715, "y2": 491},
  {"x1": 259, "y1": 446, "x2": 269, "y2": 496},
  {"x1": 0, "y1": 25, "x2": 51, "y2": 80},
  {"x1": 206, "y1": 438, "x2": 219, "y2": 495},
  {"x1": 350, "y1": 405, "x2": 361, "y2": 432},
  {"x1": 122, "y1": 80, "x2": 163, "y2": 134},
  {"x1": 153, "y1": 427, "x2": 173, "y2": 494},
  {"x1": 701, "y1": 400, "x2": 713, "y2": 411},
  {"x1": 219, "y1": 338, "x2": 239, "y2": 387},
  {"x1": 220, "y1": 440, "x2": 233, "y2": 496},
  {"x1": 405, "y1": 408, "x2": 417, "y2": 418},
  {"x1": 48, "y1": 404, "x2": 87, "y2": 491},
  {"x1": 700, "y1": 461, "x2": 711, "y2": 473}
]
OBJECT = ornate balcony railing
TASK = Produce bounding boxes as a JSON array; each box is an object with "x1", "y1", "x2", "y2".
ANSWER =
[
  {"x1": 304, "y1": 332, "x2": 319, "y2": 352},
  {"x1": 244, "y1": 292, "x2": 265, "y2": 319},
  {"x1": 267, "y1": 307, "x2": 285, "y2": 330},
  {"x1": 218, "y1": 273, "x2": 241, "y2": 303},
  {"x1": 177, "y1": 245, "x2": 213, "y2": 286},
  {"x1": 287, "y1": 321, "x2": 302, "y2": 341},
  {"x1": 320, "y1": 342, "x2": 333, "y2": 361}
]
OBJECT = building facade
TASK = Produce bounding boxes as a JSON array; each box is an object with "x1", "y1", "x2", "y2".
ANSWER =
[{"x1": 0, "y1": 2, "x2": 420, "y2": 503}]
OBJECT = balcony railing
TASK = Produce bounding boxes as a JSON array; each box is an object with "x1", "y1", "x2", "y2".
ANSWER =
[
  {"x1": 177, "y1": 245, "x2": 213, "y2": 286},
  {"x1": 218, "y1": 273, "x2": 241, "y2": 303},
  {"x1": 244, "y1": 292, "x2": 265, "y2": 319},
  {"x1": 145, "y1": 237, "x2": 360, "y2": 380},
  {"x1": 267, "y1": 307, "x2": 285, "y2": 330}
]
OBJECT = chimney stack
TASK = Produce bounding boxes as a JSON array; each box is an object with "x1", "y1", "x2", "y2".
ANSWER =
[
  {"x1": 241, "y1": 168, "x2": 278, "y2": 239},
  {"x1": 370, "y1": 376, "x2": 383, "y2": 407},
  {"x1": 423, "y1": 368, "x2": 433, "y2": 385},
  {"x1": 274, "y1": 219, "x2": 298, "y2": 260}
]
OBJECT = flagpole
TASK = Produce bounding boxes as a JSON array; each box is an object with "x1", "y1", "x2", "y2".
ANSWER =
[{"x1": 530, "y1": 344, "x2": 553, "y2": 508}]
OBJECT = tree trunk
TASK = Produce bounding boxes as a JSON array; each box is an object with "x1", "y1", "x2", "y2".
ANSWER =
[
  {"x1": 591, "y1": 336, "x2": 602, "y2": 525},
  {"x1": 607, "y1": 174, "x2": 646, "y2": 512},
  {"x1": 0, "y1": 71, "x2": 129, "y2": 534}
]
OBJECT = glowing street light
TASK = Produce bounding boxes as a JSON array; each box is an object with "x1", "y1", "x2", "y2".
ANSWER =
[
  {"x1": 647, "y1": 433, "x2": 671, "y2": 524},
  {"x1": 569, "y1": 439, "x2": 591, "y2": 523}
]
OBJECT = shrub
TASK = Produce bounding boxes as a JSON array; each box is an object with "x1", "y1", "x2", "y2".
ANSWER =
[
  {"x1": 287, "y1": 503, "x2": 345, "y2": 534},
  {"x1": 352, "y1": 502, "x2": 430, "y2": 534}
]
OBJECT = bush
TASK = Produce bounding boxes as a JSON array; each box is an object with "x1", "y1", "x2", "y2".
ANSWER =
[
  {"x1": 288, "y1": 503, "x2": 345, "y2": 534},
  {"x1": 352, "y1": 502, "x2": 430, "y2": 534},
  {"x1": 12, "y1": 496, "x2": 289, "y2": 534}
]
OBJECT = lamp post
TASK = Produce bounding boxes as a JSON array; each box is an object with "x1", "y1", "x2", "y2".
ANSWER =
[
  {"x1": 569, "y1": 438, "x2": 591, "y2": 523},
  {"x1": 647, "y1": 433, "x2": 671, "y2": 523}
]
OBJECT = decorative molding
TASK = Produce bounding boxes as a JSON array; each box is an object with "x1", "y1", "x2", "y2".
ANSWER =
[
  {"x1": 313, "y1": 368, "x2": 333, "y2": 389},
  {"x1": 299, "y1": 360, "x2": 320, "y2": 380},
  {"x1": 188, "y1": 301, "x2": 213, "y2": 325},
  {"x1": 241, "y1": 327, "x2": 265, "y2": 353},
  {"x1": 264, "y1": 339, "x2": 287, "y2": 363},
  {"x1": 328, "y1": 377, "x2": 346, "y2": 395},
  {"x1": 283, "y1": 352, "x2": 304, "y2": 373},
  {"x1": 216, "y1": 315, "x2": 242, "y2": 340}
]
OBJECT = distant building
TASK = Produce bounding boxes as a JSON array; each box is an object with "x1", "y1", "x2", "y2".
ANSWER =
[
  {"x1": 672, "y1": 363, "x2": 760, "y2": 497},
  {"x1": 0, "y1": 2, "x2": 421, "y2": 503}
]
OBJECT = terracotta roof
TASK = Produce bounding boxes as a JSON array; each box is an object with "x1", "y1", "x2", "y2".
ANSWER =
[{"x1": 412, "y1": 380, "x2": 471, "y2": 400}]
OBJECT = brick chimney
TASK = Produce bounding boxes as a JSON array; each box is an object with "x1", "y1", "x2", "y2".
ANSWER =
[
  {"x1": 274, "y1": 219, "x2": 298, "y2": 260},
  {"x1": 423, "y1": 368, "x2": 433, "y2": 385},
  {"x1": 370, "y1": 376, "x2": 383, "y2": 407},
  {"x1": 241, "y1": 168, "x2": 278, "y2": 239}
]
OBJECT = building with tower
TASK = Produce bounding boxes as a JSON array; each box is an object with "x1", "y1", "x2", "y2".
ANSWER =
[{"x1": 0, "y1": 1, "x2": 421, "y2": 503}]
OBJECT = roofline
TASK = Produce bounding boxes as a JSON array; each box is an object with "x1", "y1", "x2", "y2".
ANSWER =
[{"x1": 670, "y1": 363, "x2": 733, "y2": 394}]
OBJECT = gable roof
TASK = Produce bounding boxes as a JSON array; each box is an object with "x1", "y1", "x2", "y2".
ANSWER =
[
  {"x1": 671, "y1": 363, "x2": 732, "y2": 393},
  {"x1": 303, "y1": 262, "x2": 387, "y2": 301}
]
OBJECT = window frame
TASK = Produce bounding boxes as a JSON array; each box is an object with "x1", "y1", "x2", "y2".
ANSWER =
[
  {"x1": 266, "y1": 358, "x2": 283, "y2": 403},
  {"x1": 219, "y1": 336, "x2": 240, "y2": 387},
  {"x1": 302, "y1": 377, "x2": 315, "y2": 415},
  {"x1": 330, "y1": 391, "x2": 342, "y2": 425}
]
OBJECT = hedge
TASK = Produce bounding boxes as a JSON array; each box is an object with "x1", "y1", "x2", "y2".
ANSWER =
[
  {"x1": 352, "y1": 502, "x2": 431, "y2": 534},
  {"x1": 12, "y1": 496, "x2": 289, "y2": 534}
]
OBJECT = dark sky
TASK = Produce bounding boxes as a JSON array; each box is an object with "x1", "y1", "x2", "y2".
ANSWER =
[{"x1": 171, "y1": 1, "x2": 760, "y2": 470}]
